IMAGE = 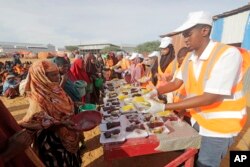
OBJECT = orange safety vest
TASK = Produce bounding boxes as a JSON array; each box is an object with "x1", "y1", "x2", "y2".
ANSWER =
[
  {"x1": 140, "y1": 71, "x2": 152, "y2": 88},
  {"x1": 120, "y1": 58, "x2": 130, "y2": 70},
  {"x1": 106, "y1": 59, "x2": 114, "y2": 67},
  {"x1": 156, "y1": 57, "x2": 178, "y2": 88},
  {"x1": 181, "y1": 43, "x2": 247, "y2": 134}
]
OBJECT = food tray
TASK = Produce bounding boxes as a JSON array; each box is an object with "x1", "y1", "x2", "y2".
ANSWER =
[
  {"x1": 121, "y1": 115, "x2": 149, "y2": 139},
  {"x1": 100, "y1": 128, "x2": 126, "y2": 144},
  {"x1": 99, "y1": 115, "x2": 127, "y2": 131}
]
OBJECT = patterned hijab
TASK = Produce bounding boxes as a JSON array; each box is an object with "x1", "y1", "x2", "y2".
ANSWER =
[
  {"x1": 24, "y1": 60, "x2": 79, "y2": 153},
  {"x1": 27, "y1": 60, "x2": 74, "y2": 118}
]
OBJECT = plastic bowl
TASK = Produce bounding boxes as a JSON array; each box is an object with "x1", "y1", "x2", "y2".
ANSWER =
[{"x1": 71, "y1": 110, "x2": 102, "y2": 131}]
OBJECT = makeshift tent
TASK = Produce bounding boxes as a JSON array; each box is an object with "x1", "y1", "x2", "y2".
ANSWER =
[{"x1": 38, "y1": 52, "x2": 55, "y2": 59}]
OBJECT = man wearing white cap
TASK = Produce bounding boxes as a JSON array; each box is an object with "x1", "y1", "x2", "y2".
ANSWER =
[
  {"x1": 110, "y1": 52, "x2": 130, "y2": 79},
  {"x1": 145, "y1": 11, "x2": 247, "y2": 167}
]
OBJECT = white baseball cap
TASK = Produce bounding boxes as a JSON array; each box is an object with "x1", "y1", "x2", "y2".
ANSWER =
[
  {"x1": 172, "y1": 11, "x2": 213, "y2": 34},
  {"x1": 138, "y1": 53, "x2": 144, "y2": 59},
  {"x1": 159, "y1": 37, "x2": 172, "y2": 48},
  {"x1": 129, "y1": 52, "x2": 139, "y2": 60},
  {"x1": 148, "y1": 51, "x2": 160, "y2": 58}
]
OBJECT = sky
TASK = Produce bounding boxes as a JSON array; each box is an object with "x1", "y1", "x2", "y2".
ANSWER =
[{"x1": 0, "y1": 0, "x2": 249, "y2": 48}]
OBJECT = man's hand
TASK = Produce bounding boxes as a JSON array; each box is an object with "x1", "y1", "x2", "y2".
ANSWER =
[
  {"x1": 143, "y1": 89, "x2": 158, "y2": 98},
  {"x1": 144, "y1": 98, "x2": 165, "y2": 114}
]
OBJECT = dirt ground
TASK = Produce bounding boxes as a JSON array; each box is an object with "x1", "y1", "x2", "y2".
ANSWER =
[{"x1": 1, "y1": 58, "x2": 250, "y2": 167}]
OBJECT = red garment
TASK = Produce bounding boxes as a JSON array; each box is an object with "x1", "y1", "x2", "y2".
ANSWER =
[
  {"x1": 0, "y1": 100, "x2": 36, "y2": 167},
  {"x1": 69, "y1": 59, "x2": 91, "y2": 83}
]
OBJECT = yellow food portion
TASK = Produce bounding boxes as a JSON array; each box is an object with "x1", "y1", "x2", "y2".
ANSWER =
[
  {"x1": 151, "y1": 127, "x2": 164, "y2": 134},
  {"x1": 133, "y1": 96, "x2": 145, "y2": 102},
  {"x1": 121, "y1": 104, "x2": 134, "y2": 112},
  {"x1": 138, "y1": 76, "x2": 149, "y2": 83},
  {"x1": 141, "y1": 88, "x2": 150, "y2": 94},
  {"x1": 156, "y1": 110, "x2": 172, "y2": 117},
  {"x1": 123, "y1": 84, "x2": 132, "y2": 89},
  {"x1": 118, "y1": 94, "x2": 128, "y2": 100}
]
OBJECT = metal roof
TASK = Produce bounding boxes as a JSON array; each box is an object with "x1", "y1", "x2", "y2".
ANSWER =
[{"x1": 213, "y1": 3, "x2": 250, "y2": 20}]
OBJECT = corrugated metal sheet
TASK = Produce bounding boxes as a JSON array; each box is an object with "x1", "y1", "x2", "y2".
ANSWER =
[{"x1": 221, "y1": 11, "x2": 250, "y2": 44}]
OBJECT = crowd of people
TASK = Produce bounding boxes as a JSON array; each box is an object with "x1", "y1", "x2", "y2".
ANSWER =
[{"x1": 0, "y1": 10, "x2": 249, "y2": 167}]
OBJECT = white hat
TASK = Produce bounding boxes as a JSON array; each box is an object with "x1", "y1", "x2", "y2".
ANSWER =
[
  {"x1": 159, "y1": 37, "x2": 172, "y2": 48},
  {"x1": 116, "y1": 51, "x2": 123, "y2": 56},
  {"x1": 138, "y1": 53, "x2": 144, "y2": 59},
  {"x1": 148, "y1": 51, "x2": 160, "y2": 58},
  {"x1": 172, "y1": 11, "x2": 212, "y2": 34},
  {"x1": 129, "y1": 52, "x2": 139, "y2": 60},
  {"x1": 6, "y1": 74, "x2": 15, "y2": 80}
]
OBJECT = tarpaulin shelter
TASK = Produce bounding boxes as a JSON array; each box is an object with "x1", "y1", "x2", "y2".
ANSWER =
[{"x1": 37, "y1": 52, "x2": 56, "y2": 59}]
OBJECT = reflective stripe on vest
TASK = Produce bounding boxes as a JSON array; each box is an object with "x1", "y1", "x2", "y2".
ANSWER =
[{"x1": 181, "y1": 42, "x2": 247, "y2": 133}]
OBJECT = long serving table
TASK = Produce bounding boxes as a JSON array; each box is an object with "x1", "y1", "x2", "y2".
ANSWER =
[
  {"x1": 103, "y1": 120, "x2": 201, "y2": 167},
  {"x1": 101, "y1": 79, "x2": 201, "y2": 167}
]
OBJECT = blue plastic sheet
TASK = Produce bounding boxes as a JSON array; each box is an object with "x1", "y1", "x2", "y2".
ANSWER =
[
  {"x1": 211, "y1": 19, "x2": 224, "y2": 42},
  {"x1": 242, "y1": 13, "x2": 250, "y2": 50}
]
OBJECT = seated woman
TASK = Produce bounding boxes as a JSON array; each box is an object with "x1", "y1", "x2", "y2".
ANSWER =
[
  {"x1": 20, "y1": 60, "x2": 81, "y2": 167},
  {"x1": 2, "y1": 74, "x2": 20, "y2": 99}
]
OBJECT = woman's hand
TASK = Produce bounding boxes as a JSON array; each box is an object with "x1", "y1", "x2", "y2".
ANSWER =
[
  {"x1": 19, "y1": 122, "x2": 44, "y2": 131},
  {"x1": 9, "y1": 129, "x2": 34, "y2": 148},
  {"x1": 2, "y1": 129, "x2": 35, "y2": 162},
  {"x1": 60, "y1": 115, "x2": 77, "y2": 130}
]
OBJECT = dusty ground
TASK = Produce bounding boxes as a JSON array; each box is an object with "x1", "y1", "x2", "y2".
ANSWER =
[{"x1": 1, "y1": 58, "x2": 250, "y2": 167}]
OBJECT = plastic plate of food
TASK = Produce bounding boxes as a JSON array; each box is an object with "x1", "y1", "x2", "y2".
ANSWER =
[{"x1": 100, "y1": 128, "x2": 126, "y2": 144}]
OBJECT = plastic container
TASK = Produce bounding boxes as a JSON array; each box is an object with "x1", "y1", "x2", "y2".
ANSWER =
[
  {"x1": 71, "y1": 110, "x2": 102, "y2": 131},
  {"x1": 95, "y1": 78, "x2": 104, "y2": 88},
  {"x1": 79, "y1": 103, "x2": 97, "y2": 112}
]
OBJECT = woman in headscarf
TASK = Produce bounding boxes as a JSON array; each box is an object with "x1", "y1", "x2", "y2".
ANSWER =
[
  {"x1": 20, "y1": 60, "x2": 81, "y2": 167},
  {"x1": 128, "y1": 53, "x2": 145, "y2": 84},
  {"x1": 68, "y1": 58, "x2": 91, "y2": 103},
  {"x1": 85, "y1": 53, "x2": 100, "y2": 103},
  {"x1": 151, "y1": 38, "x2": 176, "y2": 86},
  {"x1": 52, "y1": 57, "x2": 82, "y2": 103},
  {"x1": 151, "y1": 37, "x2": 177, "y2": 103}
]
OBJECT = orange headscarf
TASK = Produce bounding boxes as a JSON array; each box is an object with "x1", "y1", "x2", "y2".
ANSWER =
[{"x1": 23, "y1": 60, "x2": 79, "y2": 153}]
